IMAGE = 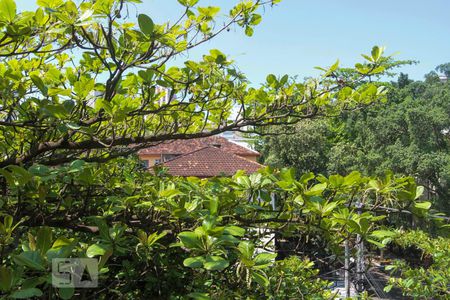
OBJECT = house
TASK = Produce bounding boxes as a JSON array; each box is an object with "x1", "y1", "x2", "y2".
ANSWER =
[{"x1": 137, "y1": 136, "x2": 262, "y2": 177}]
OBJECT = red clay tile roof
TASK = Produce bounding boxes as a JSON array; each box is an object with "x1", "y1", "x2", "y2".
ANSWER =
[
  {"x1": 159, "y1": 146, "x2": 263, "y2": 177},
  {"x1": 138, "y1": 136, "x2": 259, "y2": 157}
]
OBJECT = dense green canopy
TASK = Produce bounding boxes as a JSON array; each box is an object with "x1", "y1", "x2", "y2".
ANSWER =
[
  {"x1": 0, "y1": 0, "x2": 448, "y2": 299},
  {"x1": 259, "y1": 72, "x2": 450, "y2": 214}
]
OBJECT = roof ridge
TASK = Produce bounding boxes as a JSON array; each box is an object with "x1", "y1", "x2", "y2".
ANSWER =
[
  {"x1": 159, "y1": 145, "x2": 263, "y2": 177},
  {"x1": 139, "y1": 136, "x2": 260, "y2": 156},
  {"x1": 226, "y1": 139, "x2": 259, "y2": 154},
  {"x1": 157, "y1": 146, "x2": 212, "y2": 164},
  {"x1": 162, "y1": 145, "x2": 262, "y2": 167},
  {"x1": 212, "y1": 146, "x2": 263, "y2": 166}
]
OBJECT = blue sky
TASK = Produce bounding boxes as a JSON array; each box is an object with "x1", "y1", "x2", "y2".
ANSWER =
[
  {"x1": 17, "y1": 0, "x2": 450, "y2": 84},
  {"x1": 137, "y1": 0, "x2": 450, "y2": 84}
]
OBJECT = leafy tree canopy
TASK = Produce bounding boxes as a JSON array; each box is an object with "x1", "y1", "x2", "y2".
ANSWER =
[
  {"x1": 0, "y1": 0, "x2": 392, "y2": 168},
  {"x1": 259, "y1": 68, "x2": 450, "y2": 214},
  {"x1": 0, "y1": 0, "x2": 447, "y2": 298}
]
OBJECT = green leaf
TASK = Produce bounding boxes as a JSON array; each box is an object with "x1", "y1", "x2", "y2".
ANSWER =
[
  {"x1": 304, "y1": 183, "x2": 327, "y2": 196},
  {"x1": 47, "y1": 245, "x2": 74, "y2": 261},
  {"x1": 218, "y1": 234, "x2": 240, "y2": 244},
  {"x1": 136, "y1": 230, "x2": 147, "y2": 244},
  {"x1": 138, "y1": 14, "x2": 154, "y2": 36},
  {"x1": 66, "y1": 122, "x2": 81, "y2": 130},
  {"x1": 3, "y1": 215, "x2": 13, "y2": 230},
  {"x1": 329, "y1": 59, "x2": 339, "y2": 72},
  {"x1": 293, "y1": 194, "x2": 304, "y2": 206},
  {"x1": 361, "y1": 54, "x2": 374, "y2": 62},
  {"x1": 36, "y1": 226, "x2": 53, "y2": 255},
  {"x1": 414, "y1": 201, "x2": 431, "y2": 210},
  {"x1": 370, "y1": 66, "x2": 385, "y2": 74},
  {"x1": 198, "y1": 6, "x2": 220, "y2": 18},
  {"x1": 47, "y1": 242, "x2": 75, "y2": 261},
  {"x1": 371, "y1": 46, "x2": 383, "y2": 62},
  {"x1": 383, "y1": 285, "x2": 393, "y2": 293},
  {"x1": 252, "y1": 271, "x2": 269, "y2": 287},
  {"x1": 21, "y1": 277, "x2": 46, "y2": 289},
  {"x1": 201, "y1": 216, "x2": 216, "y2": 234},
  {"x1": 58, "y1": 287, "x2": 75, "y2": 300},
  {"x1": 384, "y1": 265, "x2": 395, "y2": 271},
  {"x1": 0, "y1": 266, "x2": 13, "y2": 292},
  {"x1": 89, "y1": 218, "x2": 109, "y2": 240},
  {"x1": 238, "y1": 241, "x2": 254, "y2": 260},
  {"x1": 266, "y1": 74, "x2": 277, "y2": 86},
  {"x1": 254, "y1": 252, "x2": 276, "y2": 268},
  {"x1": 279, "y1": 74, "x2": 289, "y2": 86},
  {"x1": 367, "y1": 238, "x2": 385, "y2": 248},
  {"x1": 244, "y1": 26, "x2": 254, "y2": 37},
  {"x1": 69, "y1": 159, "x2": 85, "y2": 170},
  {"x1": 52, "y1": 237, "x2": 73, "y2": 249},
  {"x1": 77, "y1": 9, "x2": 93, "y2": 23},
  {"x1": 203, "y1": 256, "x2": 229, "y2": 271},
  {"x1": 160, "y1": 188, "x2": 183, "y2": 198},
  {"x1": 343, "y1": 171, "x2": 361, "y2": 186},
  {"x1": 138, "y1": 69, "x2": 154, "y2": 82},
  {"x1": 209, "y1": 197, "x2": 218, "y2": 215},
  {"x1": 187, "y1": 292, "x2": 210, "y2": 300},
  {"x1": 28, "y1": 165, "x2": 50, "y2": 177},
  {"x1": 183, "y1": 256, "x2": 205, "y2": 268},
  {"x1": 370, "y1": 230, "x2": 397, "y2": 240},
  {"x1": 7, "y1": 165, "x2": 32, "y2": 185},
  {"x1": 329, "y1": 174, "x2": 344, "y2": 187},
  {"x1": 223, "y1": 225, "x2": 245, "y2": 237},
  {"x1": 347, "y1": 219, "x2": 360, "y2": 233},
  {"x1": 30, "y1": 75, "x2": 48, "y2": 96},
  {"x1": 188, "y1": 0, "x2": 200, "y2": 6},
  {"x1": 0, "y1": 0, "x2": 16, "y2": 22},
  {"x1": 13, "y1": 252, "x2": 45, "y2": 271},
  {"x1": 404, "y1": 278, "x2": 414, "y2": 288},
  {"x1": 415, "y1": 186, "x2": 424, "y2": 200},
  {"x1": 146, "y1": 231, "x2": 167, "y2": 246},
  {"x1": 0, "y1": 169, "x2": 14, "y2": 186},
  {"x1": 86, "y1": 244, "x2": 111, "y2": 257},
  {"x1": 178, "y1": 231, "x2": 202, "y2": 250},
  {"x1": 250, "y1": 14, "x2": 262, "y2": 25},
  {"x1": 236, "y1": 174, "x2": 251, "y2": 188},
  {"x1": 37, "y1": 0, "x2": 64, "y2": 9},
  {"x1": 359, "y1": 218, "x2": 370, "y2": 234},
  {"x1": 11, "y1": 288, "x2": 43, "y2": 299}
]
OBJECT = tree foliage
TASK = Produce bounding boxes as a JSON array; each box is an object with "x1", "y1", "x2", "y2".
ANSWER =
[
  {"x1": 0, "y1": 0, "x2": 445, "y2": 298},
  {"x1": 0, "y1": 0, "x2": 391, "y2": 168},
  {"x1": 385, "y1": 230, "x2": 450, "y2": 298},
  {"x1": 0, "y1": 157, "x2": 436, "y2": 298},
  {"x1": 256, "y1": 119, "x2": 332, "y2": 175},
  {"x1": 257, "y1": 70, "x2": 450, "y2": 298},
  {"x1": 259, "y1": 70, "x2": 450, "y2": 214}
]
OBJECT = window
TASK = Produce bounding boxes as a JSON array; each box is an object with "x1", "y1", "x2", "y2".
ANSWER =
[{"x1": 142, "y1": 160, "x2": 149, "y2": 168}]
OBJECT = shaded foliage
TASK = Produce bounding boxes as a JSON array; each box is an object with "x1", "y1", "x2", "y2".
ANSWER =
[{"x1": 259, "y1": 69, "x2": 450, "y2": 214}]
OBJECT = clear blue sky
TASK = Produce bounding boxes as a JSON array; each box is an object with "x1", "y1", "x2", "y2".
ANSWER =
[
  {"x1": 137, "y1": 0, "x2": 450, "y2": 83},
  {"x1": 17, "y1": 0, "x2": 450, "y2": 84}
]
